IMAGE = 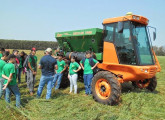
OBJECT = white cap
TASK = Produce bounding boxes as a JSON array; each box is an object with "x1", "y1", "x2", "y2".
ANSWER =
[{"x1": 45, "y1": 48, "x2": 52, "y2": 52}]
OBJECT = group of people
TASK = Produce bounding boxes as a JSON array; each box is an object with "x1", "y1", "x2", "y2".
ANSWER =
[
  {"x1": 0, "y1": 47, "x2": 38, "y2": 107},
  {"x1": 0, "y1": 47, "x2": 99, "y2": 108}
]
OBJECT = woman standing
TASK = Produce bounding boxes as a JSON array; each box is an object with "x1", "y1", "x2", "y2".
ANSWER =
[{"x1": 68, "y1": 56, "x2": 81, "y2": 94}]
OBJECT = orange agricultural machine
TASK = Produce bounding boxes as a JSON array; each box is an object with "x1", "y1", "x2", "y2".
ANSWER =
[{"x1": 55, "y1": 12, "x2": 161, "y2": 105}]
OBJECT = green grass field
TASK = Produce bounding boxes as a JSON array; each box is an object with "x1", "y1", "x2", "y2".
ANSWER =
[{"x1": 0, "y1": 51, "x2": 164, "y2": 120}]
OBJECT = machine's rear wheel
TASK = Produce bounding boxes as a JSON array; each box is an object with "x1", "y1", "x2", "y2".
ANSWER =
[
  {"x1": 132, "y1": 76, "x2": 157, "y2": 91},
  {"x1": 146, "y1": 76, "x2": 157, "y2": 91},
  {"x1": 92, "y1": 71, "x2": 121, "y2": 105},
  {"x1": 59, "y1": 70, "x2": 70, "y2": 88}
]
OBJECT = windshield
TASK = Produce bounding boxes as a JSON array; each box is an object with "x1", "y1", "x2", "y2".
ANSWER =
[
  {"x1": 132, "y1": 23, "x2": 154, "y2": 65},
  {"x1": 114, "y1": 22, "x2": 137, "y2": 65}
]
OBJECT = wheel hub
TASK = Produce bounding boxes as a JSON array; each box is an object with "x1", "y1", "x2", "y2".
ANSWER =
[
  {"x1": 95, "y1": 79, "x2": 111, "y2": 99},
  {"x1": 136, "y1": 79, "x2": 150, "y2": 88},
  {"x1": 101, "y1": 85, "x2": 106, "y2": 92}
]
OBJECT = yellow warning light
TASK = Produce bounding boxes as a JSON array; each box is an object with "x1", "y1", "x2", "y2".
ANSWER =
[{"x1": 126, "y1": 12, "x2": 133, "y2": 16}]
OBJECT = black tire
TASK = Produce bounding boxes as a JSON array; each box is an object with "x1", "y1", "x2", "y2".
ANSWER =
[
  {"x1": 132, "y1": 81, "x2": 138, "y2": 88},
  {"x1": 92, "y1": 71, "x2": 121, "y2": 105},
  {"x1": 59, "y1": 70, "x2": 70, "y2": 88},
  {"x1": 146, "y1": 76, "x2": 157, "y2": 91},
  {"x1": 132, "y1": 76, "x2": 157, "y2": 91}
]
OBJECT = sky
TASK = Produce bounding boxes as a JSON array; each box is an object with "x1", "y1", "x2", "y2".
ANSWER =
[{"x1": 0, "y1": 0, "x2": 165, "y2": 47}]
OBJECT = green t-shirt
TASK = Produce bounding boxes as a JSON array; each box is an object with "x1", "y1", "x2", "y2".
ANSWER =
[
  {"x1": 56, "y1": 60, "x2": 66, "y2": 73},
  {"x1": 19, "y1": 57, "x2": 23, "y2": 68},
  {"x1": 2, "y1": 63, "x2": 17, "y2": 86},
  {"x1": 0, "y1": 53, "x2": 2, "y2": 59},
  {"x1": 69, "y1": 62, "x2": 80, "y2": 75},
  {"x1": 80, "y1": 58, "x2": 98, "y2": 74},
  {"x1": 0, "y1": 59, "x2": 6, "y2": 78},
  {"x1": 27, "y1": 55, "x2": 38, "y2": 71}
]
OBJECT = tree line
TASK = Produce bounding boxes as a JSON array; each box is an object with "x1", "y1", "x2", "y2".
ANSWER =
[
  {"x1": 153, "y1": 46, "x2": 165, "y2": 56},
  {"x1": 0, "y1": 39, "x2": 58, "y2": 50},
  {"x1": 0, "y1": 39, "x2": 164, "y2": 56}
]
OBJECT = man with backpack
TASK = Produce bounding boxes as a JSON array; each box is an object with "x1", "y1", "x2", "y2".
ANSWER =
[
  {"x1": 26, "y1": 48, "x2": 37, "y2": 96},
  {"x1": 80, "y1": 51, "x2": 99, "y2": 95}
]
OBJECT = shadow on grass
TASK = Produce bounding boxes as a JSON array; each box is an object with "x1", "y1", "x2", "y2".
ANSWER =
[
  {"x1": 77, "y1": 87, "x2": 85, "y2": 94},
  {"x1": 121, "y1": 82, "x2": 159, "y2": 94},
  {"x1": 21, "y1": 96, "x2": 35, "y2": 107},
  {"x1": 51, "y1": 91, "x2": 69, "y2": 99}
]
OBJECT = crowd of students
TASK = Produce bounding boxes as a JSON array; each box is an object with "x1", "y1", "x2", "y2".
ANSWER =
[{"x1": 0, "y1": 47, "x2": 99, "y2": 108}]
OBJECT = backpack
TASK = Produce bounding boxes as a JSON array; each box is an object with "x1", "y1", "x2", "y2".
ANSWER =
[
  {"x1": 82, "y1": 57, "x2": 98, "y2": 74},
  {"x1": 23, "y1": 55, "x2": 36, "y2": 69},
  {"x1": 82, "y1": 57, "x2": 95, "y2": 67},
  {"x1": 23, "y1": 55, "x2": 30, "y2": 68}
]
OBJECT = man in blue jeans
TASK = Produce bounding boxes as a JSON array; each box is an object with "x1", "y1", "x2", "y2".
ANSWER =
[
  {"x1": 80, "y1": 51, "x2": 99, "y2": 95},
  {"x1": 2, "y1": 54, "x2": 21, "y2": 108},
  {"x1": 37, "y1": 48, "x2": 57, "y2": 99},
  {"x1": 0, "y1": 51, "x2": 9, "y2": 99},
  {"x1": 52, "y1": 53, "x2": 66, "y2": 90}
]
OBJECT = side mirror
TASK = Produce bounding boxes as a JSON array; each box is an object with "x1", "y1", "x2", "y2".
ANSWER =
[
  {"x1": 118, "y1": 22, "x2": 124, "y2": 33},
  {"x1": 153, "y1": 31, "x2": 156, "y2": 41}
]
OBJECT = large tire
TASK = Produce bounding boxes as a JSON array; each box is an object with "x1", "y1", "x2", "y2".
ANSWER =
[
  {"x1": 59, "y1": 70, "x2": 70, "y2": 88},
  {"x1": 146, "y1": 76, "x2": 157, "y2": 91},
  {"x1": 132, "y1": 76, "x2": 157, "y2": 91},
  {"x1": 92, "y1": 71, "x2": 121, "y2": 105}
]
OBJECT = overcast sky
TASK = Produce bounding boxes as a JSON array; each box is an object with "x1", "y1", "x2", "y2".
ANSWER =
[{"x1": 0, "y1": 0, "x2": 164, "y2": 46}]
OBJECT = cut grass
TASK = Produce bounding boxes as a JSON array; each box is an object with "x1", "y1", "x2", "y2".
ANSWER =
[{"x1": 0, "y1": 53, "x2": 165, "y2": 120}]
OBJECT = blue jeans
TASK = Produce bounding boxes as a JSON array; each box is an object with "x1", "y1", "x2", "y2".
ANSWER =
[
  {"x1": 37, "y1": 75, "x2": 54, "y2": 99},
  {"x1": 0, "y1": 78, "x2": 5, "y2": 99},
  {"x1": 52, "y1": 73, "x2": 63, "y2": 90},
  {"x1": 18, "y1": 68, "x2": 22, "y2": 83},
  {"x1": 83, "y1": 74, "x2": 93, "y2": 95},
  {"x1": 5, "y1": 84, "x2": 21, "y2": 107}
]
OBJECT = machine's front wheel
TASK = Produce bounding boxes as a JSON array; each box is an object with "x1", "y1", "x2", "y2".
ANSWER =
[
  {"x1": 132, "y1": 76, "x2": 157, "y2": 91},
  {"x1": 92, "y1": 71, "x2": 121, "y2": 105}
]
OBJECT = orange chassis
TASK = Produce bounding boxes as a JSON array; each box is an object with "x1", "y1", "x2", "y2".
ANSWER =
[{"x1": 97, "y1": 42, "x2": 161, "y2": 83}]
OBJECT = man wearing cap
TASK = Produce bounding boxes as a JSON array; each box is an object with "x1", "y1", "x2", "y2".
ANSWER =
[
  {"x1": 37, "y1": 48, "x2": 57, "y2": 99},
  {"x1": 27, "y1": 47, "x2": 38, "y2": 96}
]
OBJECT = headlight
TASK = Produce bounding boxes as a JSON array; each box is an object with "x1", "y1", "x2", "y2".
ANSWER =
[{"x1": 144, "y1": 69, "x2": 148, "y2": 73}]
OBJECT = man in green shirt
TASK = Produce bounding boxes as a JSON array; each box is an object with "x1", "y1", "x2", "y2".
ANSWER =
[
  {"x1": 2, "y1": 54, "x2": 21, "y2": 108},
  {"x1": 18, "y1": 51, "x2": 26, "y2": 84},
  {"x1": 80, "y1": 51, "x2": 99, "y2": 95},
  {"x1": 27, "y1": 48, "x2": 37, "y2": 96},
  {"x1": 0, "y1": 48, "x2": 5, "y2": 59},
  {"x1": 52, "y1": 53, "x2": 66, "y2": 90},
  {"x1": 0, "y1": 51, "x2": 9, "y2": 99}
]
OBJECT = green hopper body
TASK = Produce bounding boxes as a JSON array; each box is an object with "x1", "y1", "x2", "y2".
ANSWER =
[{"x1": 55, "y1": 28, "x2": 103, "y2": 53}]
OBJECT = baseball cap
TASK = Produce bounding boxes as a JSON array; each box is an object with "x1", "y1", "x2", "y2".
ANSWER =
[
  {"x1": 45, "y1": 48, "x2": 52, "y2": 52},
  {"x1": 31, "y1": 47, "x2": 36, "y2": 51}
]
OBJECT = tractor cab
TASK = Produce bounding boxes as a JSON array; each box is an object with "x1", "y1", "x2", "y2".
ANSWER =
[{"x1": 102, "y1": 12, "x2": 157, "y2": 66}]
